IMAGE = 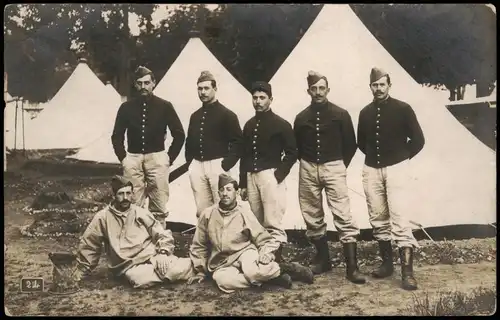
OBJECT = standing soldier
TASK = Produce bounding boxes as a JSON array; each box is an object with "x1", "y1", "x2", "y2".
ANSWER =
[
  {"x1": 357, "y1": 67, "x2": 425, "y2": 291},
  {"x1": 239, "y1": 81, "x2": 298, "y2": 262},
  {"x1": 111, "y1": 66, "x2": 185, "y2": 228},
  {"x1": 185, "y1": 71, "x2": 243, "y2": 217},
  {"x1": 293, "y1": 71, "x2": 365, "y2": 284}
]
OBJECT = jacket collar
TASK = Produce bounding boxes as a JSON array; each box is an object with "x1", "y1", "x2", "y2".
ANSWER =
[
  {"x1": 218, "y1": 202, "x2": 240, "y2": 216},
  {"x1": 202, "y1": 99, "x2": 219, "y2": 109},
  {"x1": 255, "y1": 108, "x2": 274, "y2": 120}
]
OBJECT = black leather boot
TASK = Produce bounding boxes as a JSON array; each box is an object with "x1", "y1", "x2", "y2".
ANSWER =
[
  {"x1": 310, "y1": 236, "x2": 332, "y2": 274},
  {"x1": 343, "y1": 242, "x2": 366, "y2": 284},
  {"x1": 399, "y1": 247, "x2": 418, "y2": 290},
  {"x1": 279, "y1": 262, "x2": 314, "y2": 284},
  {"x1": 266, "y1": 273, "x2": 292, "y2": 288},
  {"x1": 372, "y1": 240, "x2": 394, "y2": 278}
]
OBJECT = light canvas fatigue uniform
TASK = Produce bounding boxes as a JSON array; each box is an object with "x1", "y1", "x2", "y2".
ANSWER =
[
  {"x1": 357, "y1": 96, "x2": 425, "y2": 248},
  {"x1": 299, "y1": 160, "x2": 359, "y2": 242},
  {"x1": 123, "y1": 151, "x2": 169, "y2": 218},
  {"x1": 239, "y1": 110, "x2": 298, "y2": 245},
  {"x1": 112, "y1": 94, "x2": 185, "y2": 223},
  {"x1": 76, "y1": 204, "x2": 194, "y2": 288},
  {"x1": 189, "y1": 203, "x2": 281, "y2": 293},
  {"x1": 188, "y1": 158, "x2": 229, "y2": 216},
  {"x1": 362, "y1": 160, "x2": 418, "y2": 248},
  {"x1": 246, "y1": 169, "x2": 287, "y2": 243},
  {"x1": 294, "y1": 101, "x2": 359, "y2": 242},
  {"x1": 185, "y1": 100, "x2": 243, "y2": 217}
]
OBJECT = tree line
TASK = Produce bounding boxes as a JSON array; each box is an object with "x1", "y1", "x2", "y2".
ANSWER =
[{"x1": 4, "y1": 4, "x2": 496, "y2": 103}]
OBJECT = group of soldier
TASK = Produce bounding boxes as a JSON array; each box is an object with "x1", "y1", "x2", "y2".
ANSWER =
[{"x1": 73, "y1": 64, "x2": 425, "y2": 293}]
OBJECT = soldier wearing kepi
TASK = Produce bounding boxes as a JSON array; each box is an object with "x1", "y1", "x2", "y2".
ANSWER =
[
  {"x1": 111, "y1": 66, "x2": 185, "y2": 228},
  {"x1": 239, "y1": 81, "x2": 298, "y2": 262},
  {"x1": 185, "y1": 71, "x2": 244, "y2": 217},
  {"x1": 293, "y1": 71, "x2": 365, "y2": 284},
  {"x1": 357, "y1": 67, "x2": 425, "y2": 291}
]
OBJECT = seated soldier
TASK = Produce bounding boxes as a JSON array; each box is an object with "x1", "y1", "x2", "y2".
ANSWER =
[
  {"x1": 188, "y1": 173, "x2": 314, "y2": 293},
  {"x1": 74, "y1": 175, "x2": 196, "y2": 289}
]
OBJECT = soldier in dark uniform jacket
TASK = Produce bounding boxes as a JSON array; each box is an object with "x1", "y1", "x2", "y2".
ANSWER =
[
  {"x1": 111, "y1": 66, "x2": 185, "y2": 228},
  {"x1": 357, "y1": 67, "x2": 425, "y2": 291},
  {"x1": 185, "y1": 71, "x2": 243, "y2": 217},
  {"x1": 239, "y1": 81, "x2": 298, "y2": 262},
  {"x1": 293, "y1": 71, "x2": 365, "y2": 284}
]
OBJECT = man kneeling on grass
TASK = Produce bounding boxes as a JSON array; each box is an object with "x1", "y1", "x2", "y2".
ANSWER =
[
  {"x1": 74, "y1": 175, "x2": 197, "y2": 288},
  {"x1": 188, "y1": 173, "x2": 314, "y2": 293}
]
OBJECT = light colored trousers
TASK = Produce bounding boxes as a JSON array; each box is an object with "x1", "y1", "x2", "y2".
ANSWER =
[
  {"x1": 247, "y1": 169, "x2": 288, "y2": 244},
  {"x1": 362, "y1": 160, "x2": 419, "y2": 248},
  {"x1": 189, "y1": 158, "x2": 230, "y2": 218},
  {"x1": 124, "y1": 255, "x2": 195, "y2": 288},
  {"x1": 212, "y1": 249, "x2": 281, "y2": 294},
  {"x1": 122, "y1": 151, "x2": 170, "y2": 221},
  {"x1": 299, "y1": 159, "x2": 360, "y2": 243}
]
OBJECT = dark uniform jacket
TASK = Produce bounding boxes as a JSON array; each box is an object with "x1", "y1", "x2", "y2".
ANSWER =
[
  {"x1": 185, "y1": 100, "x2": 243, "y2": 171},
  {"x1": 111, "y1": 94, "x2": 185, "y2": 164},
  {"x1": 239, "y1": 109, "x2": 298, "y2": 188},
  {"x1": 357, "y1": 96, "x2": 425, "y2": 168},
  {"x1": 294, "y1": 101, "x2": 357, "y2": 167}
]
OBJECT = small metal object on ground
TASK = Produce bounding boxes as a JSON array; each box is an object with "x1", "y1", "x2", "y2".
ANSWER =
[{"x1": 48, "y1": 251, "x2": 81, "y2": 295}]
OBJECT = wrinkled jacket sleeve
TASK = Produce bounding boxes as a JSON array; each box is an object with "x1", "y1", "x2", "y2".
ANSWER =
[
  {"x1": 241, "y1": 208, "x2": 280, "y2": 256},
  {"x1": 165, "y1": 101, "x2": 186, "y2": 165},
  {"x1": 341, "y1": 110, "x2": 357, "y2": 168},
  {"x1": 357, "y1": 110, "x2": 367, "y2": 155},
  {"x1": 111, "y1": 103, "x2": 127, "y2": 162},
  {"x1": 185, "y1": 113, "x2": 195, "y2": 164},
  {"x1": 239, "y1": 122, "x2": 249, "y2": 188},
  {"x1": 274, "y1": 120, "x2": 298, "y2": 184},
  {"x1": 221, "y1": 110, "x2": 244, "y2": 172},
  {"x1": 76, "y1": 210, "x2": 106, "y2": 274},
  {"x1": 189, "y1": 208, "x2": 211, "y2": 275},
  {"x1": 138, "y1": 209, "x2": 175, "y2": 255},
  {"x1": 405, "y1": 105, "x2": 425, "y2": 159}
]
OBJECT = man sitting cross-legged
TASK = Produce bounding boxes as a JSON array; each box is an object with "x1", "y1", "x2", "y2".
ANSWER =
[
  {"x1": 188, "y1": 173, "x2": 314, "y2": 293},
  {"x1": 74, "y1": 175, "x2": 197, "y2": 289}
]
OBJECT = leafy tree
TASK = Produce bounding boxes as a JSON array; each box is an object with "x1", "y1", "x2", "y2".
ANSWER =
[{"x1": 351, "y1": 4, "x2": 496, "y2": 100}]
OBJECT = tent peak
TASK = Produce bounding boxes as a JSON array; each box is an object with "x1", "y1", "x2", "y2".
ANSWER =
[{"x1": 188, "y1": 30, "x2": 201, "y2": 39}]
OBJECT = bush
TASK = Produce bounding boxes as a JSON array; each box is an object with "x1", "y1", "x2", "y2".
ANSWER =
[{"x1": 409, "y1": 287, "x2": 496, "y2": 316}]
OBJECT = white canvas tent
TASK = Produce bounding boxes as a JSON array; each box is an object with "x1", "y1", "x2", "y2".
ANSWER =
[
  {"x1": 23, "y1": 59, "x2": 122, "y2": 150},
  {"x1": 70, "y1": 37, "x2": 254, "y2": 227},
  {"x1": 447, "y1": 81, "x2": 497, "y2": 108},
  {"x1": 4, "y1": 93, "x2": 27, "y2": 150},
  {"x1": 269, "y1": 4, "x2": 496, "y2": 234},
  {"x1": 154, "y1": 37, "x2": 254, "y2": 226}
]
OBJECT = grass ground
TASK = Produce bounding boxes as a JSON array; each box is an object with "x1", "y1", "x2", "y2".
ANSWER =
[{"x1": 3, "y1": 153, "x2": 497, "y2": 316}]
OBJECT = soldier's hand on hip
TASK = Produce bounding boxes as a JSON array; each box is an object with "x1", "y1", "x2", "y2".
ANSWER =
[{"x1": 240, "y1": 188, "x2": 248, "y2": 201}]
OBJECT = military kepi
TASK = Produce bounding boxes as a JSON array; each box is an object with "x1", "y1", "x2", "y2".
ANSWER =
[
  {"x1": 111, "y1": 175, "x2": 133, "y2": 194},
  {"x1": 198, "y1": 70, "x2": 215, "y2": 84},
  {"x1": 307, "y1": 70, "x2": 327, "y2": 87},
  {"x1": 135, "y1": 66, "x2": 153, "y2": 78},
  {"x1": 251, "y1": 81, "x2": 272, "y2": 97},
  {"x1": 218, "y1": 173, "x2": 237, "y2": 190},
  {"x1": 370, "y1": 67, "x2": 388, "y2": 84}
]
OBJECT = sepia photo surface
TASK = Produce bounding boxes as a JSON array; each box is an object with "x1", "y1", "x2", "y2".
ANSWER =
[{"x1": 4, "y1": 3, "x2": 496, "y2": 316}]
